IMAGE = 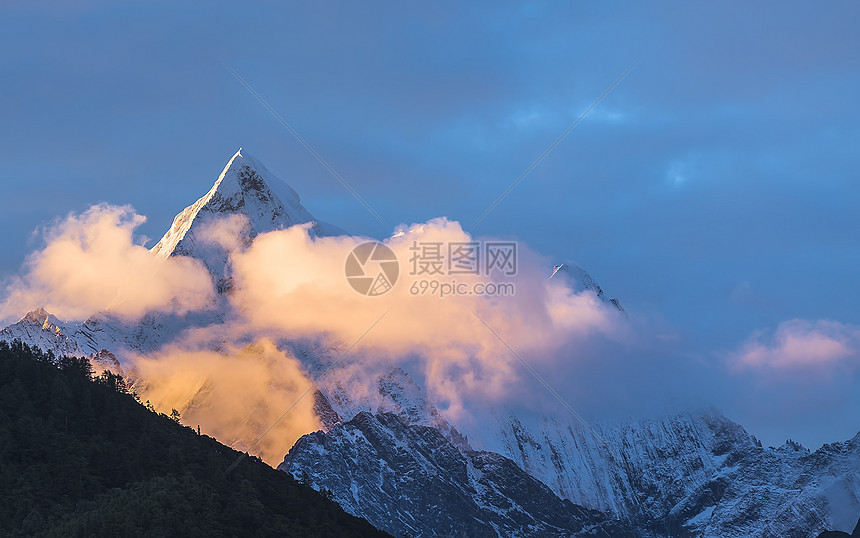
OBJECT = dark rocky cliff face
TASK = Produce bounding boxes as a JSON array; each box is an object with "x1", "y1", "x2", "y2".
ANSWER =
[
  {"x1": 280, "y1": 405, "x2": 860, "y2": 538},
  {"x1": 279, "y1": 411, "x2": 635, "y2": 537}
]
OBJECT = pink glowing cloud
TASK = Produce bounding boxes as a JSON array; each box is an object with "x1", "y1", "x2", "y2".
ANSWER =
[{"x1": 729, "y1": 319, "x2": 860, "y2": 371}]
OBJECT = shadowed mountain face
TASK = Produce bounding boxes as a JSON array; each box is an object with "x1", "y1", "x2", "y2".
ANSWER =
[{"x1": 279, "y1": 411, "x2": 635, "y2": 538}]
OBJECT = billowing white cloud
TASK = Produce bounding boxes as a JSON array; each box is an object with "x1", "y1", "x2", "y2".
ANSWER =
[
  {"x1": 0, "y1": 204, "x2": 215, "y2": 321},
  {"x1": 197, "y1": 213, "x2": 251, "y2": 253},
  {"x1": 226, "y1": 217, "x2": 624, "y2": 416}
]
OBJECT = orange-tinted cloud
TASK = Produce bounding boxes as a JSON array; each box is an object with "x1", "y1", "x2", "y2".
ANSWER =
[
  {"x1": 131, "y1": 338, "x2": 320, "y2": 465},
  {"x1": 0, "y1": 208, "x2": 628, "y2": 458},
  {"x1": 0, "y1": 204, "x2": 215, "y2": 322},
  {"x1": 226, "y1": 218, "x2": 624, "y2": 416}
]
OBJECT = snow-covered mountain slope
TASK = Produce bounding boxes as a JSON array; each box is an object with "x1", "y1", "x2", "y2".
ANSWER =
[
  {"x1": 285, "y1": 348, "x2": 477, "y2": 451},
  {"x1": 308, "y1": 363, "x2": 438, "y2": 427},
  {"x1": 312, "y1": 365, "x2": 475, "y2": 453},
  {"x1": 0, "y1": 308, "x2": 84, "y2": 358},
  {"x1": 0, "y1": 308, "x2": 125, "y2": 374},
  {"x1": 299, "y1": 353, "x2": 859, "y2": 537},
  {"x1": 279, "y1": 411, "x2": 635, "y2": 538},
  {"x1": 293, "y1": 345, "x2": 852, "y2": 536},
  {"x1": 466, "y1": 408, "x2": 860, "y2": 537},
  {"x1": 288, "y1": 388, "x2": 860, "y2": 537},
  {"x1": 0, "y1": 307, "x2": 222, "y2": 374}
]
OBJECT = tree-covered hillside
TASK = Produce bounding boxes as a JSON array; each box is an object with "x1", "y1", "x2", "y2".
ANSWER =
[{"x1": 0, "y1": 340, "x2": 389, "y2": 537}]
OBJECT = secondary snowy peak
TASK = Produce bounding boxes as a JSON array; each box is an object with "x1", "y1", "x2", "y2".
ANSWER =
[
  {"x1": 551, "y1": 263, "x2": 624, "y2": 312},
  {"x1": 18, "y1": 307, "x2": 67, "y2": 333},
  {"x1": 150, "y1": 149, "x2": 323, "y2": 284},
  {"x1": 0, "y1": 308, "x2": 83, "y2": 358},
  {"x1": 0, "y1": 308, "x2": 126, "y2": 375}
]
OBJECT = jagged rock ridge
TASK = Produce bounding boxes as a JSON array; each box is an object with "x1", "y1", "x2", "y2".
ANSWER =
[{"x1": 280, "y1": 411, "x2": 635, "y2": 538}]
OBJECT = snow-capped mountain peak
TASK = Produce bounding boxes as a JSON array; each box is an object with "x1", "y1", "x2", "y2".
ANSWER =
[
  {"x1": 550, "y1": 262, "x2": 624, "y2": 312},
  {"x1": 20, "y1": 307, "x2": 63, "y2": 332},
  {"x1": 149, "y1": 148, "x2": 325, "y2": 286},
  {"x1": 1, "y1": 308, "x2": 82, "y2": 358},
  {"x1": 152, "y1": 149, "x2": 314, "y2": 251}
]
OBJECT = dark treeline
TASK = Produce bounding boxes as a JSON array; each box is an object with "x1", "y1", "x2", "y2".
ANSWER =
[{"x1": 0, "y1": 340, "x2": 389, "y2": 537}]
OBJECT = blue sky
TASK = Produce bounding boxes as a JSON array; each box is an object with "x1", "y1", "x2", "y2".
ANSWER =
[{"x1": 2, "y1": 1, "x2": 859, "y2": 447}]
